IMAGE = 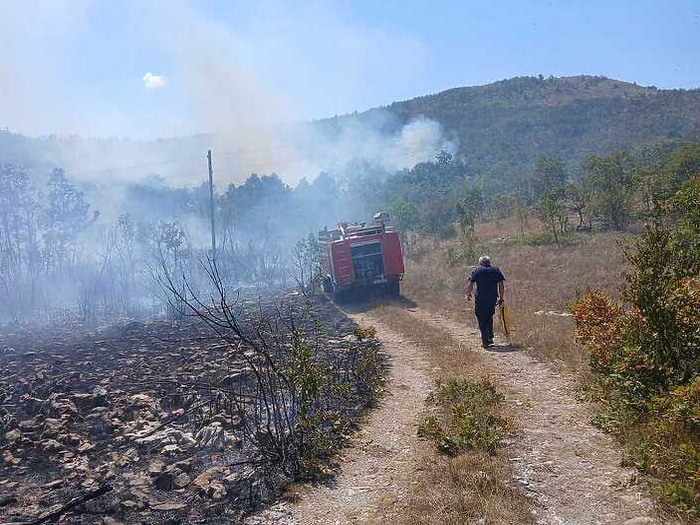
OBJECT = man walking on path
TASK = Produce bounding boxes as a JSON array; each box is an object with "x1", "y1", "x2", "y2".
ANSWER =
[{"x1": 466, "y1": 255, "x2": 506, "y2": 348}]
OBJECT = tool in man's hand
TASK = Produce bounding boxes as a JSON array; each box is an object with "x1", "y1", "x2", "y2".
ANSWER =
[{"x1": 499, "y1": 302, "x2": 511, "y2": 338}]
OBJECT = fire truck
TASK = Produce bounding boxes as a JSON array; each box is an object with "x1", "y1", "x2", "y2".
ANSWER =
[{"x1": 319, "y1": 213, "x2": 405, "y2": 302}]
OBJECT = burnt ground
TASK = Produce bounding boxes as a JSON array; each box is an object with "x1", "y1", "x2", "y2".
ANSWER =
[{"x1": 0, "y1": 292, "x2": 383, "y2": 524}]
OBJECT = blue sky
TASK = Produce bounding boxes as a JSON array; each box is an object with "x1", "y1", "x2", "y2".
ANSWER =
[{"x1": 2, "y1": 0, "x2": 698, "y2": 138}]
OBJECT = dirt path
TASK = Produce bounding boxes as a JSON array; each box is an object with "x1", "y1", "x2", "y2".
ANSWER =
[
  {"x1": 249, "y1": 304, "x2": 657, "y2": 525},
  {"x1": 404, "y1": 306, "x2": 656, "y2": 525},
  {"x1": 246, "y1": 311, "x2": 433, "y2": 525}
]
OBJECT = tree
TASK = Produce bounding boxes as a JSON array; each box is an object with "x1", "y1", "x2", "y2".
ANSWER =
[
  {"x1": 536, "y1": 188, "x2": 567, "y2": 245},
  {"x1": 531, "y1": 155, "x2": 568, "y2": 200},
  {"x1": 456, "y1": 187, "x2": 484, "y2": 235},
  {"x1": 44, "y1": 169, "x2": 95, "y2": 270},
  {"x1": 293, "y1": 233, "x2": 323, "y2": 295},
  {"x1": 0, "y1": 164, "x2": 40, "y2": 320},
  {"x1": 583, "y1": 152, "x2": 636, "y2": 230},
  {"x1": 563, "y1": 182, "x2": 591, "y2": 231}
]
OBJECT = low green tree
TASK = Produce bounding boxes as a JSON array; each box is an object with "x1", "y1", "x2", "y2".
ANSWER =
[
  {"x1": 583, "y1": 152, "x2": 636, "y2": 230},
  {"x1": 536, "y1": 187, "x2": 567, "y2": 245},
  {"x1": 531, "y1": 155, "x2": 568, "y2": 200}
]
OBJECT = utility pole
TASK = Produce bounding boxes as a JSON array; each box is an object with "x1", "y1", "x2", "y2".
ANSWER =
[{"x1": 207, "y1": 149, "x2": 216, "y2": 255}]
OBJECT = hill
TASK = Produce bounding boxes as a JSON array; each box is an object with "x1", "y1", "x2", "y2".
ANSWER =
[
  {"x1": 3, "y1": 75, "x2": 699, "y2": 189},
  {"x1": 321, "y1": 75, "x2": 700, "y2": 181}
]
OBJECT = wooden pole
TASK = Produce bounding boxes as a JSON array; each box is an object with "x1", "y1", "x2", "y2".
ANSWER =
[{"x1": 207, "y1": 149, "x2": 216, "y2": 255}]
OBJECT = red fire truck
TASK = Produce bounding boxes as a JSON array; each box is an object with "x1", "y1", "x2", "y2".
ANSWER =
[{"x1": 320, "y1": 213, "x2": 405, "y2": 302}]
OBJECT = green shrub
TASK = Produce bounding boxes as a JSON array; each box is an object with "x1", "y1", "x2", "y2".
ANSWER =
[
  {"x1": 417, "y1": 378, "x2": 507, "y2": 456},
  {"x1": 353, "y1": 324, "x2": 377, "y2": 341},
  {"x1": 570, "y1": 184, "x2": 700, "y2": 517}
]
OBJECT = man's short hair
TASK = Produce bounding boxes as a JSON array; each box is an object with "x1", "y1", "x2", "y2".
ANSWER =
[{"x1": 478, "y1": 255, "x2": 491, "y2": 266}]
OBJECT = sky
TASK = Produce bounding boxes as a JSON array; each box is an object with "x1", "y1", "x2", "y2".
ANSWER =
[{"x1": 1, "y1": 0, "x2": 698, "y2": 139}]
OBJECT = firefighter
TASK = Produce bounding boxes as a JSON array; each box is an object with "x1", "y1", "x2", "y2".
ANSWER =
[{"x1": 466, "y1": 255, "x2": 505, "y2": 348}]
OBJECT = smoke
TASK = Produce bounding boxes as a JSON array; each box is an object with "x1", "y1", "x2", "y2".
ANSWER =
[
  {"x1": 0, "y1": 1, "x2": 459, "y2": 325},
  {"x1": 1, "y1": 1, "x2": 450, "y2": 192}
]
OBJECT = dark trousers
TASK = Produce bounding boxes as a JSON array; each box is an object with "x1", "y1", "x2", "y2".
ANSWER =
[{"x1": 475, "y1": 303, "x2": 495, "y2": 346}]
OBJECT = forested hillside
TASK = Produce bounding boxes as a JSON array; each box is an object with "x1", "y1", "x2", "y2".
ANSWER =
[{"x1": 322, "y1": 75, "x2": 700, "y2": 186}]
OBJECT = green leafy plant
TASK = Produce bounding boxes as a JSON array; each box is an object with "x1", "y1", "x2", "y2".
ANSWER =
[
  {"x1": 418, "y1": 378, "x2": 507, "y2": 456},
  {"x1": 569, "y1": 180, "x2": 700, "y2": 517}
]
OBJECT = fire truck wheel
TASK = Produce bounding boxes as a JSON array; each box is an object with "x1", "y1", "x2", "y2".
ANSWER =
[
  {"x1": 322, "y1": 277, "x2": 334, "y2": 293},
  {"x1": 387, "y1": 280, "x2": 400, "y2": 298}
]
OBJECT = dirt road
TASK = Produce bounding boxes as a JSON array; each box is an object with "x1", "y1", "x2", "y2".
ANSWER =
[
  {"x1": 248, "y1": 304, "x2": 657, "y2": 525},
  {"x1": 405, "y1": 306, "x2": 656, "y2": 525}
]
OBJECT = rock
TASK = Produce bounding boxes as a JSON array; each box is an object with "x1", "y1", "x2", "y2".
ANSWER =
[
  {"x1": 534, "y1": 310, "x2": 573, "y2": 317},
  {"x1": 195, "y1": 424, "x2": 240, "y2": 450},
  {"x1": 42, "y1": 439, "x2": 63, "y2": 452},
  {"x1": 211, "y1": 414, "x2": 233, "y2": 428},
  {"x1": 92, "y1": 385, "x2": 109, "y2": 398},
  {"x1": 122, "y1": 488, "x2": 150, "y2": 510},
  {"x1": 83, "y1": 496, "x2": 116, "y2": 514},
  {"x1": 71, "y1": 392, "x2": 104, "y2": 409},
  {"x1": 4, "y1": 429, "x2": 21, "y2": 442},
  {"x1": 58, "y1": 433, "x2": 82, "y2": 446},
  {"x1": 193, "y1": 467, "x2": 227, "y2": 500},
  {"x1": 208, "y1": 481, "x2": 227, "y2": 501},
  {"x1": 193, "y1": 467, "x2": 219, "y2": 491},
  {"x1": 120, "y1": 499, "x2": 141, "y2": 511},
  {"x1": 224, "y1": 471, "x2": 242, "y2": 483},
  {"x1": 134, "y1": 429, "x2": 169, "y2": 446},
  {"x1": 2, "y1": 450, "x2": 22, "y2": 467},
  {"x1": 148, "y1": 459, "x2": 167, "y2": 476},
  {"x1": 19, "y1": 418, "x2": 39, "y2": 432},
  {"x1": 166, "y1": 429, "x2": 197, "y2": 449},
  {"x1": 50, "y1": 396, "x2": 78, "y2": 415},
  {"x1": 81, "y1": 478, "x2": 99, "y2": 490},
  {"x1": 115, "y1": 447, "x2": 139, "y2": 467},
  {"x1": 161, "y1": 444, "x2": 181, "y2": 455},
  {"x1": 128, "y1": 394, "x2": 156, "y2": 408},
  {"x1": 152, "y1": 502, "x2": 186, "y2": 511},
  {"x1": 102, "y1": 517, "x2": 125, "y2": 525},
  {"x1": 154, "y1": 470, "x2": 190, "y2": 490},
  {"x1": 174, "y1": 472, "x2": 191, "y2": 489},
  {"x1": 622, "y1": 519, "x2": 655, "y2": 525},
  {"x1": 124, "y1": 472, "x2": 149, "y2": 487},
  {"x1": 174, "y1": 458, "x2": 194, "y2": 473},
  {"x1": 77, "y1": 441, "x2": 95, "y2": 453},
  {"x1": 43, "y1": 479, "x2": 64, "y2": 489},
  {"x1": 154, "y1": 471, "x2": 176, "y2": 491}
]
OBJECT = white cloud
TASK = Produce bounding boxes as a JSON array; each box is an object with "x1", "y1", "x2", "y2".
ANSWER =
[{"x1": 142, "y1": 72, "x2": 167, "y2": 90}]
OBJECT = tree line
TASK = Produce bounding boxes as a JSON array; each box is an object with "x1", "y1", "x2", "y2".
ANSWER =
[{"x1": 2, "y1": 139, "x2": 699, "y2": 323}]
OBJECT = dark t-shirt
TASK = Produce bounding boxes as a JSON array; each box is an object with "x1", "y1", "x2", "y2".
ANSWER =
[{"x1": 468, "y1": 265, "x2": 505, "y2": 307}]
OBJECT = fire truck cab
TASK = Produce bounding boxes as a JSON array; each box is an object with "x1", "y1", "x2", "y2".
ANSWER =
[{"x1": 319, "y1": 213, "x2": 405, "y2": 302}]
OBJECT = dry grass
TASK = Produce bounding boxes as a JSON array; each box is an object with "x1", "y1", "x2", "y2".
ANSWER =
[
  {"x1": 371, "y1": 306, "x2": 534, "y2": 524},
  {"x1": 403, "y1": 454, "x2": 533, "y2": 525},
  {"x1": 402, "y1": 223, "x2": 630, "y2": 372}
]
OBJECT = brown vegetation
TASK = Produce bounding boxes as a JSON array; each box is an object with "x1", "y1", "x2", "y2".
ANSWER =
[
  {"x1": 403, "y1": 216, "x2": 628, "y2": 372},
  {"x1": 570, "y1": 211, "x2": 700, "y2": 519}
]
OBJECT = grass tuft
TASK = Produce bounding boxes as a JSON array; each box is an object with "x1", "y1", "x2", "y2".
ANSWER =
[{"x1": 418, "y1": 378, "x2": 507, "y2": 456}]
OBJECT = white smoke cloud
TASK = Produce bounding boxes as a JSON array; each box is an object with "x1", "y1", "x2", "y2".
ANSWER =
[
  {"x1": 1, "y1": 1, "x2": 448, "y2": 189},
  {"x1": 142, "y1": 72, "x2": 168, "y2": 90}
]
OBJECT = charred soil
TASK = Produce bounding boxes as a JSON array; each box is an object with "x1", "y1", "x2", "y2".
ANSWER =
[{"x1": 0, "y1": 293, "x2": 385, "y2": 523}]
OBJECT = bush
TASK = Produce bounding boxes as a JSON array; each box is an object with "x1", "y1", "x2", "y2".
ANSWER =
[
  {"x1": 353, "y1": 324, "x2": 377, "y2": 341},
  {"x1": 569, "y1": 209, "x2": 700, "y2": 517},
  {"x1": 417, "y1": 378, "x2": 507, "y2": 456}
]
